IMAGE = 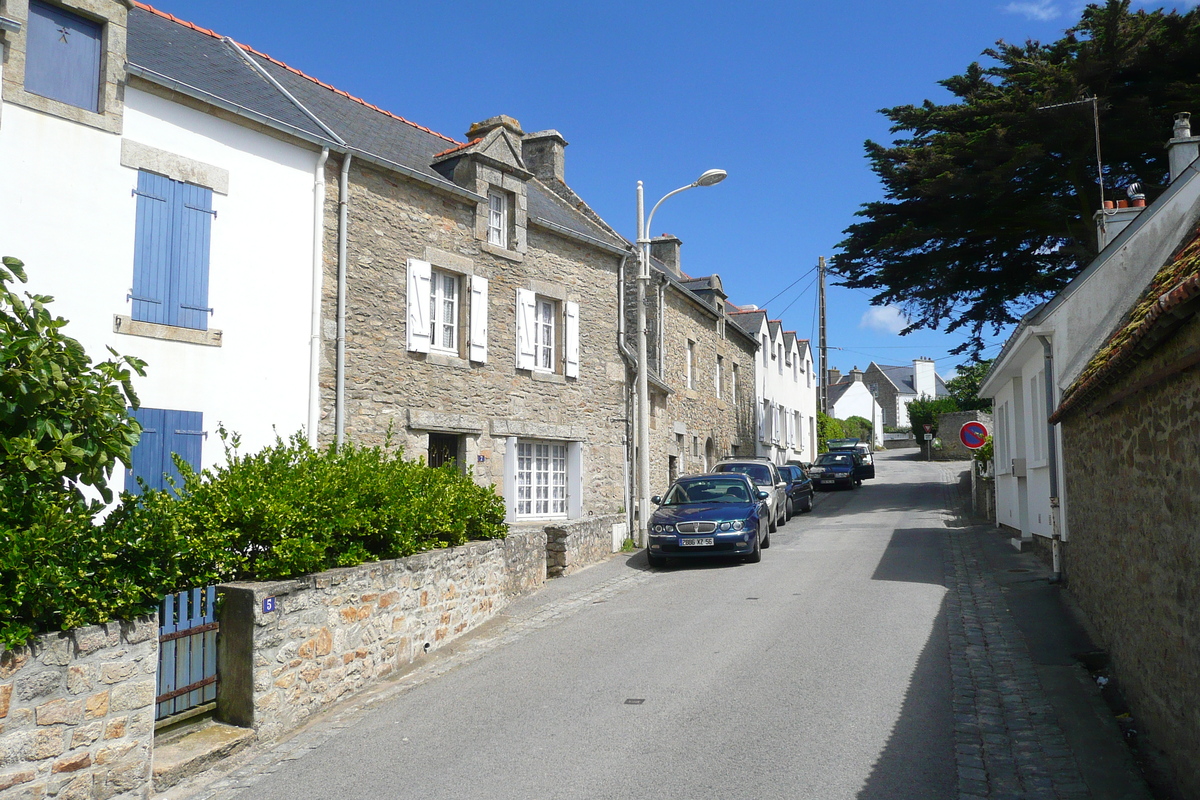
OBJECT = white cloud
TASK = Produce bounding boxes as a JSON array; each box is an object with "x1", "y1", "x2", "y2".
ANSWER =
[
  {"x1": 860, "y1": 305, "x2": 909, "y2": 335},
  {"x1": 1003, "y1": 0, "x2": 1063, "y2": 20}
]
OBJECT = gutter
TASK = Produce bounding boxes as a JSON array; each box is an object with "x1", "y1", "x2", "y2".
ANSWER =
[
  {"x1": 307, "y1": 147, "x2": 329, "y2": 445},
  {"x1": 335, "y1": 153, "x2": 352, "y2": 447},
  {"x1": 1036, "y1": 334, "x2": 1065, "y2": 581}
]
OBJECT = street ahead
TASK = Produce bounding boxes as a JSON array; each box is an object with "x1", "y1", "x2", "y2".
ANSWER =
[{"x1": 187, "y1": 450, "x2": 1138, "y2": 800}]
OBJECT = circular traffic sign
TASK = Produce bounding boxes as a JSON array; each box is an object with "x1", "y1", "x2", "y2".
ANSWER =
[{"x1": 960, "y1": 421, "x2": 989, "y2": 449}]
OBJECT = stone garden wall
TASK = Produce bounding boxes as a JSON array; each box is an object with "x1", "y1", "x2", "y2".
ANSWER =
[
  {"x1": 217, "y1": 528, "x2": 547, "y2": 742},
  {"x1": 933, "y1": 410, "x2": 992, "y2": 461},
  {"x1": 545, "y1": 514, "x2": 625, "y2": 577},
  {"x1": 0, "y1": 618, "x2": 158, "y2": 800}
]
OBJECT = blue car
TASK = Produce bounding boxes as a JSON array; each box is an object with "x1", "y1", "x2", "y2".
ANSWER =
[{"x1": 646, "y1": 473, "x2": 770, "y2": 568}]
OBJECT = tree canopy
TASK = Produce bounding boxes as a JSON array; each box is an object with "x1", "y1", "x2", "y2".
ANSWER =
[
  {"x1": 833, "y1": 1, "x2": 1200, "y2": 357},
  {"x1": 945, "y1": 359, "x2": 995, "y2": 411}
]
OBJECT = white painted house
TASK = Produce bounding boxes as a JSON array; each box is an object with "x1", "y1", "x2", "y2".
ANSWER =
[
  {"x1": 826, "y1": 367, "x2": 884, "y2": 448},
  {"x1": 0, "y1": 0, "x2": 328, "y2": 494},
  {"x1": 729, "y1": 308, "x2": 818, "y2": 465},
  {"x1": 980, "y1": 114, "x2": 1200, "y2": 548}
]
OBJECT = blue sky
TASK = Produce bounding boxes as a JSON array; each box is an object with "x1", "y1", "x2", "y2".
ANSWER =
[{"x1": 156, "y1": 0, "x2": 1196, "y2": 380}]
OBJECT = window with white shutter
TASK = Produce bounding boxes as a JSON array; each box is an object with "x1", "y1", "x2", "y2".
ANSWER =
[
  {"x1": 406, "y1": 258, "x2": 432, "y2": 353},
  {"x1": 429, "y1": 269, "x2": 460, "y2": 355},
  {"x1": 469, "y1": 276, "x2": 489, "y2": 363},
  {"x1": 488, "y1": 191, "x2": 508, "y2": 247}
]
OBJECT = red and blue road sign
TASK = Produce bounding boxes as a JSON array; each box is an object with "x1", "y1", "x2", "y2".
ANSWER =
[{"x1": 959, "y1": 421, "x2": 989, "y2": 449}]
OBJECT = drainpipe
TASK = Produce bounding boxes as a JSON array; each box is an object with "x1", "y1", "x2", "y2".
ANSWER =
[
  {"x1": 335, "y1": 154, "x2": 352, "y2": 448},
  {"x1": 1036, "y1": 334, "x2": 1063, "y2": 582},
  {"x1": 307, "y1": 147, "x2": 329, "y2": 446},
  {"x1": 615, "y1": 251, "x2": 636, "y2": 541}
]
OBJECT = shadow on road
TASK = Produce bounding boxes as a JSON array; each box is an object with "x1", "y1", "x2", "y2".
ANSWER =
[
  {"x1": 855, "y1": 596, "x2": 955, "y2": 800},
  {"x1": 871, "y1": 528, "x2": 946, "y2": 586}
]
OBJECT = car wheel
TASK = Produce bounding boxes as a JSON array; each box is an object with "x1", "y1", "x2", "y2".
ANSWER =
[
  {"x1": 762, "y1": 527, "x2": 771, "y2": 548},
  {"x1": 745, "y1": 530, "x2": 762, "y2": 563},
  {"x1": 768, "y1": 509, "x2": 778, "y2": 533},
  {"x1": 803, "y1": 492, "x2": 814, "y2": 512},
  {"x1": 786, "y1": 497, "x2": 795, "y2": 520},
  {"x1": 647, "y1": 551, "x2": 666, "y2": 569}
]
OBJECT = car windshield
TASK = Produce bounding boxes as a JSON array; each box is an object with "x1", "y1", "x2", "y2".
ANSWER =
[
  {"x1": 661, "y1": 478, "x2": 753, "y2": 505},
  {"x1": 816, "y1": 453, "x2": 853, "y2": 466},
  {"x1": 716, "y1": 464, "x2": 772, "y2": 484}
]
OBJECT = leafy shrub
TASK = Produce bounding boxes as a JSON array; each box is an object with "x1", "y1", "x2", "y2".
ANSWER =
[
  {"x1": 122, "y1": 428, "x2": 508, "y2": 583},
  {"x1": 843, "y1": 415, "x2": 873, "y2": 442},
  {"x1": 816, "y1": 413, "x2": 845, "y2": 453},
  {"x1": 906, "y1": 396, "x2": 960, "y2": 436}
]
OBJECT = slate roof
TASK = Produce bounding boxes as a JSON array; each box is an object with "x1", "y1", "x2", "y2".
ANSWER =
[
  {"x1": 127, "y1": 3, "x2": 624, "y2": 251},
  {"x1": 1051, "y1": 228, "x2": 1200, "y2": 423},
  {"x1": 870, "y1": 363, "x2": 948, "y2": 397},
  {"x1": 728, "y1": 309, "x2": 767, "y2": 337},
  {"x1": 827, "y1": 381, "x2": 853, "y2": 406}
]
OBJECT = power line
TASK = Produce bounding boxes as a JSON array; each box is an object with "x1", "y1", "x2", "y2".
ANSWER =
[{"x1": 756, "y1": 265, "x2": 817, "y2": 310}]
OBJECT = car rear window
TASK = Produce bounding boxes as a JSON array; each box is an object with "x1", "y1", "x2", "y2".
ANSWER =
[{"x1": 716, "y1": 463, "x2": 772, "y2": 484}]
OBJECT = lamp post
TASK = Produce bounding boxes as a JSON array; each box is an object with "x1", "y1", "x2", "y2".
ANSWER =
[{"x1": 634, "y1": 169, "x2": 727, "y2": 547}]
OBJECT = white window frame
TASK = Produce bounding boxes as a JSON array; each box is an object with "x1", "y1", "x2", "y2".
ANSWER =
[
  {"x1": 429, "y1": 268, "x2": 460, "y2": 355},
  {"x1": 686, "y1": 340, "x2": 696, "y2": 389},
  {"x1": 778, "y1": 344, "x2": 784, "y2": 375},
  {"x1": 515, "y1": 440, "x2": 568, "y2": 518},
  {"x1": 715, "y1": 354, "x2": 724, "y2": 398},
  {"x1": 534, "y1": 298, "x2": 556, "y2": 372},
  {"x1": 731, "y1": 363, "x2": 739, "y2": 402},
  {"x1": 488, "y1": 190, "x2": 508, "y2": 248}
]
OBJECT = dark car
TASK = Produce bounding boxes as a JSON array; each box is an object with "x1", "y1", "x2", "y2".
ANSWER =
[
  {"x1": 827, "y1": 438, "x2": 876, "y2": 481},
  {"x1": 780, "y1": 464, "x2": 814, "y2": 515},
  {"x1": 808, "y1": 451, "x2": 863, "y2": 490},
  {"x1": 646, "y1": 473, "x2": 770, "y2": 568}
]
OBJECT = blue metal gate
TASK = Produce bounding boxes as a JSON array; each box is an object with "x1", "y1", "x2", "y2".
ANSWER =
[{"x1": 156, "y1": 586, "x2": 219, "y2": 720}]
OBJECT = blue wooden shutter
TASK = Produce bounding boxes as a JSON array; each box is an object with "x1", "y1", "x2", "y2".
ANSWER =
[
  {"x1": 25, "y1": 1, "x2": 102, "y2": 112},
  {"x1": 131, "y1": 172, "x2": 173, "y2": 325},
  {"x1": 162, "y1": 410, "x2": 204, "y2": 489},
  {"x1": 173, "y1": 184, "x2": 213, "y2": 330},
  {"x1": 128, "y1": 407, "x2": 165, "y2": 493}
]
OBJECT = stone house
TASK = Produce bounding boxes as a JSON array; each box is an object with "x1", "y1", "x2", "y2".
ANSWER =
[
  {"x1": 627, "y1": 237, "x2": 758, "y2": 496},
  {"x1": 0, "y1": 0, "x2": 330, "y2": 496},
  {"x1": 728, "y1": 307, "x2": 818, "y2": 465},
  {"x1": 862, "y1": 358, "x2": 948, "y2": 428},
  {"x1": 981, "y1": 113, "x2": 1200, "y2": 796}
]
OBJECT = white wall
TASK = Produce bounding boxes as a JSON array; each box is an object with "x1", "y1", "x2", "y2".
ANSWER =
[
  {"x1": 0, "y1": 88, "x2": 321, "y2": 492},
  {"x1": 830, "y1": 381, "x2": 884, "y2": 448}
]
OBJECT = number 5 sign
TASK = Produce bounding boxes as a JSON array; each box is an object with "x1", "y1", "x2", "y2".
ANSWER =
[{"x1": 960, "y1": 421, "x2": 989, "y2": 449}]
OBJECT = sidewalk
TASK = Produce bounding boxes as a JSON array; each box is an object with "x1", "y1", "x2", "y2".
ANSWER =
[{"x1": 940, "y1": 466, "x2": 1153, "y2": 800}]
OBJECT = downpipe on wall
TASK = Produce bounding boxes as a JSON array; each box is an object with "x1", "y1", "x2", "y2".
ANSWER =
[
  {"x1": 335, "y1": 154, "x2": 352, "y2": 448},
  {"x1": 1036, "y1": 334, "x2": 1064, "y2": 583},
  {"x1": 307, "y1": 147, "x2": 329, "y2": 446},
  {"x1": 615, "y1": 252, "x2": 636, "y2": 542}
]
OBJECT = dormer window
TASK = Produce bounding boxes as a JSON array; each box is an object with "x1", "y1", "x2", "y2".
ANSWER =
[
  {"x1": 487, "y1": 190, "x2": 508, "y2": 248},
  {"x1": 26, "y1": 1, "x2": 102, "y2": 112}
]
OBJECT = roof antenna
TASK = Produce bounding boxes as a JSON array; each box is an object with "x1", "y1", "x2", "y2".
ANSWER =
[{"x1": 1037, "y1": 96, "x2": 1106, "y2": 213}]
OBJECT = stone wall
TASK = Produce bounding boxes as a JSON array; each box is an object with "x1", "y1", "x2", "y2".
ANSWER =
[
  {"x1": 545, "y1": 514, "x2": 624, "y2": 577},
  {"x1": 1059, "y1": 314, "x2": 1200, "y2": 798},
  {"x1": 934, "y1": 410, "x2": 993, "y2": 461},
  {"x1": 217, "y1": 528, "x2": 546, "y2": 742},
  {"x1": 0, "y1": 618, "x2": 158, "y2": 800}
]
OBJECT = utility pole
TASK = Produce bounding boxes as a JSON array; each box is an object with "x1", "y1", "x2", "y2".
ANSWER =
[{"x1": 818, "y1": 256, "x2": 828, "y2": 416}]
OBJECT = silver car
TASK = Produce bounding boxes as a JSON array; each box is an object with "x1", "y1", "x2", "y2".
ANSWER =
[{"x1": 711, "y1": 458, "x2": 788, "y2": 532}]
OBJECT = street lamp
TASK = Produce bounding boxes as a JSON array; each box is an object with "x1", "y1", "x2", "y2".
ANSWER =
[{"x1": 634, "y1": 169, "x2": 727, "y2": 547}]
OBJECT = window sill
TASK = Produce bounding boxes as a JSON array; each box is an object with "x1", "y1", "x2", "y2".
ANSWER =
[
  {"x1": 113, "y1": 315, "x2": 222, "y2": 347},
  {"x1": 421, "y1": 351, "x2": 471, "y2": 369},
  {"x1": 529, "y1": 370, "x2": 566, "y2": 384},
  {"x1": 482, "y1": 242, "x2": 523, "y2": 263}
]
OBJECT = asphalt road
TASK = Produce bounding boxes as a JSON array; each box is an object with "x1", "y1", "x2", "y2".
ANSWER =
[{"x1": 229, "y1": 450, "x2": 958, "y2": 800}]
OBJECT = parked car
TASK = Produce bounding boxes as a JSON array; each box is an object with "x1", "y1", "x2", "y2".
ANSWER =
[
  {"x1": 710, "y1": 458, "x2": 788, "y2": 531},
  {"x1": 780, "y1": 464, "x2": 814, "y2": 516},
  {"x1": 808, "y1": 450, "x2": 868, "y2": 490},
  {"x1": 646, "y1": 473, "x2": 770, "y2": 567},
  {"x1": 826, "y1": 437, "x2": 876, "y2": 480}
]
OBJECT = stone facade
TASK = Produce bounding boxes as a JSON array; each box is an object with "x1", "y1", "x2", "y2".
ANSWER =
[
  {"x1": 1059, "y1": 314, "x2": 1200, "y2": 798},
  {"x1": 317, "y1": 121, "x2": 627, "y2": 526},
  {"x1": 545, "y1": 514, "x2": 626, "y2": 577},
  {"x1": 0, "y1": 618, "x2": 157, "y2": 800},
  {"x1": 625, "y1": 265, "x2": 758, "y2": 499},
  {"x1": 217, "y1": 529, "x2": 546, "y2": 742}
]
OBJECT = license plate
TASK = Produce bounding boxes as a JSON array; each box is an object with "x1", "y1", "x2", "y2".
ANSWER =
[
  {"x1": 820, "y1": 479, "x2": 836, "y2": 484},
  {"x1": 680, "y1": 537, "x2": 714, "y2": 547}
]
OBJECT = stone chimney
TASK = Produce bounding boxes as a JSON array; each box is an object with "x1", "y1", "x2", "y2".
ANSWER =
[
  {"x1": 850, "y1": 367, "x2": 864, "y2": 382},
  {"x1": 650, "y1": 234, "x2": 683, "y2": 277},
  {"x1": 827, "y1": 367, "x2": 842, "y2": 385},
  {"x1": 1168, "y1": 112, "x2": 1199, "y2": 183},
  {"x1": 522, "y1": 130, "x2": 568, "y2": 183},
  {"x1": 465, "y1": 114, "x2": 524, "y2": 141},
  {"x1": 912, "y1": 357, "x2": 936, "y2": 399}
]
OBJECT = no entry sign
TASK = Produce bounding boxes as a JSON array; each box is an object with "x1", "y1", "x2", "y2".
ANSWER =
[{"x1": 960, "y1": 421, "x2": 989, "y2": 449}]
